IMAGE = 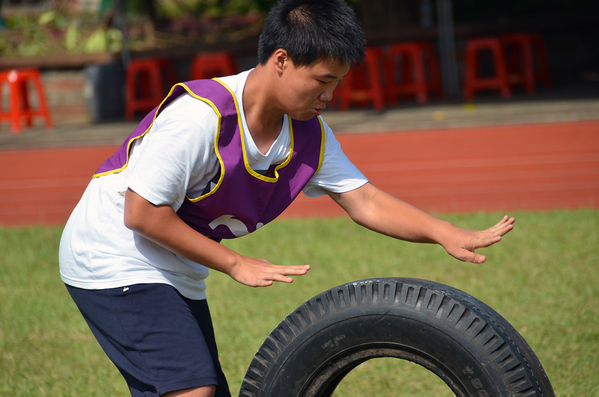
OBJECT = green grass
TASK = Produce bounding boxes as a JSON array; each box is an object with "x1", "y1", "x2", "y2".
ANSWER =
[{"x1": 1, "y1": 209, "x2": 598, "y2": 396}]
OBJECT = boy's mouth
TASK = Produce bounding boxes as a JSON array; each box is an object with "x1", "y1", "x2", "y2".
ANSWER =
[{"x1": 312, "y1": 107, "x2": 324, "y2": 116}]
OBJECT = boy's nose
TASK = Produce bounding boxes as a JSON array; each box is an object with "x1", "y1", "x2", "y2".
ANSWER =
[{"x1": 319, "y1": 89, "x2": 334, "y2": 102}]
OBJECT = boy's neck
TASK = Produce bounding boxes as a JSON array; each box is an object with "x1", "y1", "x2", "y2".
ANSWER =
[{"x1": 242, "y1": 66, "x2": 285, "y2": 155}]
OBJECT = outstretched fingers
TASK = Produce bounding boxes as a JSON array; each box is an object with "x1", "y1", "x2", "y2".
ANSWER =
[
  {"x1": 229, "y1": 257, "x2": 311, "y2": 287},
  {"x1": 265, "y1": 264, "x2": 311, "y2": 285},
  {"x1": 474, "y1": 216, "x2": 515, "y2": 250},
  {"x1": 444, "y1": 216, "x2": 515, "y2": 263},
  {"x1": 488, "y1": 215, "x2": 515, "y2": 236}
]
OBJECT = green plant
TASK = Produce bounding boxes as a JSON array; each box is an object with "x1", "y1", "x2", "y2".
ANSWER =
[{"x1": 0, "y1": 10, "x2": 124, "y2": 57}]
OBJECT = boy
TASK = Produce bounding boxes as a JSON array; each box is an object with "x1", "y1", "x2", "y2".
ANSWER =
[{"x1": 59, "y1": 0, "x2": 515, "y2": 396}]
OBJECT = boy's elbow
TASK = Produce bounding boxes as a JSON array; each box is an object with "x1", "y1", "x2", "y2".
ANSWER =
[
  {"x1": 348, "y1": 203, "x2": 377, "y2": 229},
  {"x1": 339, "y1": 195, "x2": 378, "y2": 229}
]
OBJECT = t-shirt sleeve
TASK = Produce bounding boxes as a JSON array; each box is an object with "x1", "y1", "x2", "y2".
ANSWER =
[
  {"x1": 125, "y1": 94, "x2": 220, "y2": 211},
  {"x1": 302, "y1": 119, "x2": 369, "y2": 198}
]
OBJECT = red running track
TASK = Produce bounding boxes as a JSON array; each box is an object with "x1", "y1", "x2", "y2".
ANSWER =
[{"x1": 1, "y1": 120, "x2": 598, "y2": 227}]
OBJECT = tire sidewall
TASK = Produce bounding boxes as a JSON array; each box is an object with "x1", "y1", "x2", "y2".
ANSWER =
[
  {"x1": 241, "y1": 278, "x2": 553, "y2": 397},
  {"x1": 260, "y1": 306, "x2": 506, "y2": 397}
]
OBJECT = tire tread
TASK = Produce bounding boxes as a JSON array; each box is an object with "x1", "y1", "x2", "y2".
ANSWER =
[{"x1": 239, "y1": 278, "x2": 553, "y2": 397}]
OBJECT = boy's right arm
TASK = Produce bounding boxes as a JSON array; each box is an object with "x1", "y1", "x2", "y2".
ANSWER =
[
  {"x1": 327, "y1": 182, "x2": 514, "y2": 264},
  {"x1": 124, "y1": 188, "x2": 310, "y2": 287}
]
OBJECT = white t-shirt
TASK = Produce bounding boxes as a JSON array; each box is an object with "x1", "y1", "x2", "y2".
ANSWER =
[{"x1": 59, "y1": 70, "x2": 368, "y2": 299}]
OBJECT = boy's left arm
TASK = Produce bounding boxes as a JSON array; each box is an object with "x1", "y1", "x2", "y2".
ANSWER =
[{"x1": 326, "y1": 182, "x2": 514, "y2": 263}]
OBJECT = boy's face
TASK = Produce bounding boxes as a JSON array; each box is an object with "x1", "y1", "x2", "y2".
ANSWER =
[{"x1": 278, "y1": 56, "x2": 350, "y2": 121}]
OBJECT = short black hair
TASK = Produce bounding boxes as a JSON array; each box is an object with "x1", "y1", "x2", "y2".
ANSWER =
[{"x1": 257, "y1": 0, "x2": 366, "y2": 67}]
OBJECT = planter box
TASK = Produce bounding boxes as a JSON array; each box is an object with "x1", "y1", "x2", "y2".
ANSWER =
[{"x1": 0, "y1": 53, "x2": 117, "y2": 70}]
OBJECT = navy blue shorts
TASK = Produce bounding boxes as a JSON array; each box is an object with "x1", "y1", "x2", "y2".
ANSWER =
[{"x1": 66, "y1": 283, "x2": 231, "y2": 397}]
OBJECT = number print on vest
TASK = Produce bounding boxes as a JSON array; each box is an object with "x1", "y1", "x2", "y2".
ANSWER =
[{"x1": 208, "y1": 215, "x2": 264, "y2": 237}]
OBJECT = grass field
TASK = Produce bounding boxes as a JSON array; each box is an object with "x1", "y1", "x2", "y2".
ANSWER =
[{"x1": 1, "y1": 209, "x2": 598, "y2": 396}]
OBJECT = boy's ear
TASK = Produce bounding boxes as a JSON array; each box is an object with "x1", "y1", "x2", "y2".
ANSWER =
[{"x1": 273, "y1": 49, "x2": 290, "y2": 74}]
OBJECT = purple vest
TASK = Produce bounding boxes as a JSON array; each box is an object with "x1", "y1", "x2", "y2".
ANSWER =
[{"x1": 95, "y1": 79, "x2": 324, "y2": 241}]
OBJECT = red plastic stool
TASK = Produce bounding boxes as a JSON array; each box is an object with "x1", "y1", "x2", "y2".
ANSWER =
[
  {"x1": 190, "y1": 52, "x2": 238, "y2": 80},
  {"x1": 501, "y1": 33, "x2": 535, "y2": 94},
  {"x1": 0, "y1": 69, "x2": 53, "y2": 134},
  {"x1": 338, "y1": 47, "x2": 386, "y2": 111},
  {"x1": 125, "y1": 58, "x2": 177, "y2": 120},
  {"x1": 502, "y1": 32, "x2": 551, "y2": 93},
  {"x1": 463, "y1": 37, "x2": 511, "y2": 100},
  {"x1": 385, "y1": 41, "x2": 443, "y2": 104}
]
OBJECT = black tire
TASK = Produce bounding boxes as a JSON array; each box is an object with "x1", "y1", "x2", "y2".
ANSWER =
[{"x1": 239, "y1": 277, "x2": 554, "y2": 397}]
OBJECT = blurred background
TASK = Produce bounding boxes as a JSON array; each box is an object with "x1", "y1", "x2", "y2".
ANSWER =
[
  {"x1": 0, "y1": 0, "x2": 598, "y2": 126},
  {"x1": 1, "y1": 0, "x2": 598, "y2": 225}
]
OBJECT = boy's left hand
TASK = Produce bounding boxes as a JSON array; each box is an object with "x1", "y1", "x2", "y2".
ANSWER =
[{"x1": 442, "y1": 215, "x2": 515, "y2": 264}]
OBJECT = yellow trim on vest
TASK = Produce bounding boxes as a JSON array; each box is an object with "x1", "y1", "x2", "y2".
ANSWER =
[
  {"x1": 92, "y1": 82, "x2": 227, "y2": 204},
  {"x1": 211, "y1": 78, "x2": 294, "y2": 183},
  {"x1": 211, "y1": 78, "x2": 325, "y2": 182},
  {"x1": 188, "y1": 78, "x2": 325, "y2": 201},
  {"x1": 316, "y1": 116, "x2": 325, "y2": 173}
]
